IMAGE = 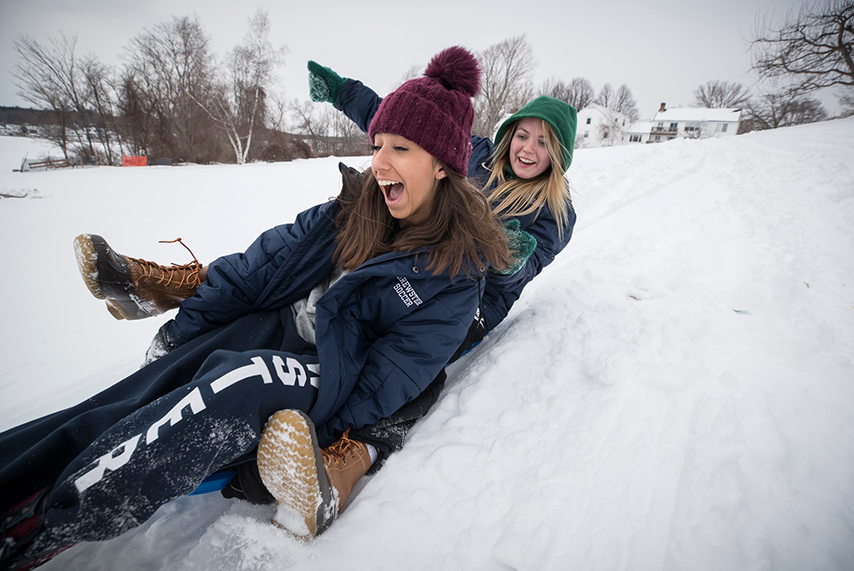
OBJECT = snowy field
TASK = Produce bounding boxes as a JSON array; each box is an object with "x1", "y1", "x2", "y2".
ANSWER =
[{"x1": 1, "y1": 118, "x2": 853, "y2": 570}]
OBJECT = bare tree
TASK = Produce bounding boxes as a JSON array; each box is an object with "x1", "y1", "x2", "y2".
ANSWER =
[
  {"x1": 12, "y1": 33, "x2": 121, "y2": 164},
  {"x1": 838, "y1": 87, "x2": 854, "y2": 115},
  {"x1": 613, "y1": 84, "x2": 640, "y2": 120},
  {"x1": 594, "y1": 83, "x2": 616, "y2": 110},
  {"x1": 329, "y1": 106, "x2": 369, "y2": 155},
  {"x1": 255, "y1": 92, "x2": 313, "y2": 162},
  {"x1": 694, "y1": 80, "x2": 753, "y2": 108},
  {"x1": 742, "y1": 91, "x2": 829, "y2": 131},
  {"x1": 752, "y1": 0, "x2": 854, "y2": 94},
  {"x1": 123, "y1": 15, "x2": 220, "y2": 162},
  {"x1": 81, "y1": 55, "x2": 122, "y2": 164},
  {"x1": 388, "y1": 64, "x2": 424, "y2": 91},
  {"x1": 266, "y1": 90, "x2": 291, "y2": 133},
  {"x1": 289, "y1": 98, "x2": 332, "y2": 155},
  {"x1": 539, "y1": 77, "x2": 570, "y2": 101},
  {"x1": 564, "y1": 77, "x2": 595, "y2": 110},
  {"x1": 13, "y1": 33, "x2": 80, "y2": 159},
  {"x1": 539, "y1": 76, "x2": 599, "y2": 113},
  {"x1": 191, "y1": 9, "x2": 287, "y2": 164},
  {"x1": 115, "y1": 69, "x2": 159, "y2": 157},
  {"x1": 473, "y1": 35, "x2": 536, "y2": 137},
  {"x1": 592, "y1": 82, "x2": 638, "y2": 120}
]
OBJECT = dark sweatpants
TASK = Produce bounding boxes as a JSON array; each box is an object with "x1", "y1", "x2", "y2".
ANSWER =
[
  {"x1": 224, "y1": 309, "x2": 486, "y2": 503},
  {"x1": 0, "y1": 309, "x2": 319, "y2": 553}
]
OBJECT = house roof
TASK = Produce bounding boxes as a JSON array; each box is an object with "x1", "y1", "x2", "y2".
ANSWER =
[
  {"x1": 626, "y1": 121, "x2": 655, "y2": 134},
  {"x1": 578, "y1": 103, "x2": 633, "y2": 122},
  {"x1": 654, "y1": 108, "x2": 742, "y2": 122}
]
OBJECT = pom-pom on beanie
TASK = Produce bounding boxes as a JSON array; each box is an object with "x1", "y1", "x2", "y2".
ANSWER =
[{"x1": 369, "y1": 46, "x2": 481, "y2": 177}]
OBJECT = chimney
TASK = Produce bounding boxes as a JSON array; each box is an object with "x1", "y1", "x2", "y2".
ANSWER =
[{"x1": 659, "y1": 102, "x2": 667, "y2": 113}]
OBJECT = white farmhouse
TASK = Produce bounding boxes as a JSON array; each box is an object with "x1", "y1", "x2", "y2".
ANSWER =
[
  {"x1": 648, "y1": 103, "x2": 742, "y2": 143},
  {"x1": 575, "y1": 104, "x2": 635, "y2": 149},
  {"x1": 573, "y1": 103, "x2": 742, "y2": 148}
]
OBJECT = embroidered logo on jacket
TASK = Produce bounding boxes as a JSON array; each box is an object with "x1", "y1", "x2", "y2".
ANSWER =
[{"x1": 394, "y1": 277, "x2": 422, "y2": 307}]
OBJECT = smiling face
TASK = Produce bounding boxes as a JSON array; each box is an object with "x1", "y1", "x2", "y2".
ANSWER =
[
  {"x1": 508, "y1": 117, "x2": 552, "y2": 179},
  {"x1": 372, "y1": 133, "x2": 446, "y2": 227}
]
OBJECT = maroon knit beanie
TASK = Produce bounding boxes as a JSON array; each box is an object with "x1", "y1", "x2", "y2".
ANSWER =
[{"x1": 369, "y1": 46, "x2": 481, "y2": 176}]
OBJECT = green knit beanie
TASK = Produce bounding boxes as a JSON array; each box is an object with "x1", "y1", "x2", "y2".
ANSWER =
[{"x1": 494, "y1": 96, "x2": 578, "y2": 174}]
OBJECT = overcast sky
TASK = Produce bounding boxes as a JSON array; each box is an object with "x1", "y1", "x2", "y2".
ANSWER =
[{"x1": 2, "y1": 0, "x2": 839, "y2": 121}]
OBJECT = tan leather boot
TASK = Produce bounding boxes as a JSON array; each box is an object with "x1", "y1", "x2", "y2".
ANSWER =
[
  {"x1": 74, "y1": 234, "x2": 205, "y2": 320},
  {"x1": 257, "y1": 410, "x2": 371, "y2": 540},
  {"x1": 321, "y1": 430, "x2": 372, "y2": 514}
]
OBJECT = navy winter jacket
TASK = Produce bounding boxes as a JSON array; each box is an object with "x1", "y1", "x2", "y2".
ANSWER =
[
  {"x1": 168, "y1": 169, "x2": 482, "y2": 446},
  {"x1": 336, "y1": 79, "x2": 576, "y2": 330}
]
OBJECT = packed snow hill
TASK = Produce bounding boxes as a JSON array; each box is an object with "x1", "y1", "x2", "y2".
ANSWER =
[{"x1": 1, "y1": 117, "x2": 852, "y2": 570}]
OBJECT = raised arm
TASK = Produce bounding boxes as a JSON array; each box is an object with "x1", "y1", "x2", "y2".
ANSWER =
[{"x1": 308, "y1": 60, "x2": 493, "y2": 182}]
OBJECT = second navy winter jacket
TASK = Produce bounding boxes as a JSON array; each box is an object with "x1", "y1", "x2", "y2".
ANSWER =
[{"x1": 168, "y1": 168, "x2": 483, "y2": 446}]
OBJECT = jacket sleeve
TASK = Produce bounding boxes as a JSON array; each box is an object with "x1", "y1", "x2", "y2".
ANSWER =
[
  {"x1": 315, "y1": 279, "x2": 478, "y2": 444},
  {"x1": 469, "y1": 134, "x2": 494, "y2": 187},
  {"x1": 335, "y1": 79, "x2": 382, "y2": 133},
  {"x1": 481, "y1": 201, "x2": 577, "y2": 331},
  {"x1": 168, "y1": 203, "x2": 335, "y2": 345}
]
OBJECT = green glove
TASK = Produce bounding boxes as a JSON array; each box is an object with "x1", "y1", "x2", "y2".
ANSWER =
[
  {"x1": 493, "y1": 219, "x2": 537, "y2": 275},
  {"x1": 307, "y1": 61, "x2": 347, "y2": 104}
]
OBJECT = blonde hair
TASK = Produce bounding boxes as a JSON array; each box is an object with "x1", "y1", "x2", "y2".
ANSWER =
[{"x1": 485, "y1": 119, "x2": 573, "y2": 238}]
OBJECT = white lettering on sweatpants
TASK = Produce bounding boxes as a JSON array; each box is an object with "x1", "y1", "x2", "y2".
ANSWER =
[
  {"x1": 272, "y1": 356, "x2": 320, "y2": 388},
  {"x1": 72, "y1": 355, "x2": 318, "y2": 493},
  {"x1": 210, "y1": 356, "x2": 273, "y2": 394},
  {"x1": 145, "y1": 387, "x2": 207, "y2": 444},
  {"x1": 74, "y1": 434, "x2": 141, "y2": 493}
]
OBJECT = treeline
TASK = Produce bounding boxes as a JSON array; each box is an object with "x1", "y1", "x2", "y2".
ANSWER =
[
  {"x1": 11, "y1": 1, "x2": 850, "y2": 165},
  {"x1": 11, "y1": 11, "x2": 324, "y2": 165},
  {"x1": 692, "y1": 79, "x2": 840, "y2": 134},
  {"x1": 0, "y1": 106, "x2": 58, "y2": 127},
  {"x1": 11, "y1": 21, "x2": 645, "y2": 165}
]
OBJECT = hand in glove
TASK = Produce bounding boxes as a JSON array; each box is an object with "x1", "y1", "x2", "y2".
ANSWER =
[
  {"x1": 492, "y1": 219, "x2": 537, "y2": 276},
  {"x1": 307, "y1": 61, "x2": 347, "y2": 104},
  {"x1": 142, "y1": 320, "x2": 179, "y2": 367}
]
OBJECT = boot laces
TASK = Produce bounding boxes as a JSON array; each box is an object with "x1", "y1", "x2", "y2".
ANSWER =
[
  {"x1": 322, "y1": 430, "x2": 365, "y2": 467},
  {"x1": 128, "y1": 238, "x2": 203, "y2": 288}
]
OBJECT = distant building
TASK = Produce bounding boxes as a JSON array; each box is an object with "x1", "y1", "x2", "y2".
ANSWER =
[
  {"x1": 648, "y1": 103, "x2": 742, "y2": 143},
  {"x1": 625, "y1": 121, "x2": 655, "y2": 145},
  {"x1": 575, "y1": 104, "x2": 636, "y2": 149},
  {"x1": 574, "y1": 102, "x2": 743, "y2": 149}
]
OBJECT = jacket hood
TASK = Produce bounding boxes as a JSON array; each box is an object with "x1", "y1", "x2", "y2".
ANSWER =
[{"x1": 494, "y1": 95, "x2": 577, "y2": 174}]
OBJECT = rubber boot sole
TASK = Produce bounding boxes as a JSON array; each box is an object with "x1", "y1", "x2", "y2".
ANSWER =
[
  {"x1": 73, "y1": 234, "x2": 152, "y2": 320},
  {"x1": 73, "y1": 234, "x2": 107, "y2": 300},
  {"x1": 256, "y1": 410, "x2": 335, "y2": 540}
]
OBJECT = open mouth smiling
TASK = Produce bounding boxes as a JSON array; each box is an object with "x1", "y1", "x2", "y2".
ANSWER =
[{"x1": 378, "y1": 179, "x2": 404, "y2": 203}]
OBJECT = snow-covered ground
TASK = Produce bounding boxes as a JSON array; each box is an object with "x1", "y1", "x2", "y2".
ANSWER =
[{"x1": 1, "y1": 119, "x2": 852, "y2": 570}]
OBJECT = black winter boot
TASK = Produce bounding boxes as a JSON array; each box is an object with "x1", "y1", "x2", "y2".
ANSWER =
[{"x1": 74, "y1": 234, "x2": 204, "y2": 320}]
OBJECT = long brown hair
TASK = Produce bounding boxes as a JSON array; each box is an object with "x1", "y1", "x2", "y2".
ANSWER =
[
  {"x1": 486, "y1": 119, "x2": 573, "y2": 238},
  {"x1": 334, "y1": 166, "x2": 510, "y2": 278}
]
